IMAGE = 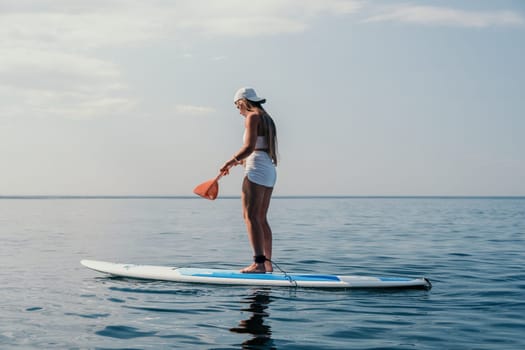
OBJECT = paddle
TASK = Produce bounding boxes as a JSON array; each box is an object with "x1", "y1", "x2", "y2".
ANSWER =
[{"x1": 193, "y1": 169, "x2": 229, "y2": 200}]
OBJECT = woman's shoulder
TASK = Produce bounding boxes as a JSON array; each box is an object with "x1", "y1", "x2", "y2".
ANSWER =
[
  {"x1": 248, "y1": 108, "x2": 264, "y2": 117},
  {"x1": 245, "y1": 111, "x2": 264, "y2": 122}
]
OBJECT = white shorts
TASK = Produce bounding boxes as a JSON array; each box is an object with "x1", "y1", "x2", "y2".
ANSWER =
[{"x1": 244, "y1": 151, "x2": 277, "y2": 188}]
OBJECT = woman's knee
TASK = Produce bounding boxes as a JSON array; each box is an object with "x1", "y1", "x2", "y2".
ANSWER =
[{"x1": 245, "y1": 209, "x2": 262, "y2": 224}]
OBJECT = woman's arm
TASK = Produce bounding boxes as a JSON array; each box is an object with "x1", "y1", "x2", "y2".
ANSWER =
[{"x1": 220, "y1": 113, "x2": 259, "y2": 173}]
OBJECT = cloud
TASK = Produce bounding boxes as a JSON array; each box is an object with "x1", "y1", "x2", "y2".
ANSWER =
[
  {"x1": 0, "y1": 0, "x2": 363, "y2": 120},
  {"x1": 364, "y1": 5, "x2": 525, "y2": 28},
  {"x1": 0, "y1": 85, "x2": 134, "y2": 121},
  {"x1": 0, "y1": 11, "x2": 164, "y2": 51},
  {"x1": 0, "y1": 9, "x2": 151, "y2": 119},
  {"x1": 0, "y1": 49, "x2": 123, "y2": 90},
  {"x1": 4, "y1": 1, "x2": 522, "y2": 121},
  {"x1": 0, "y1": 49, "x2": 134, "y2": 119},
  {"x1": 174, "y1": 0, "x2": 362, "y2": 36},
  {"x1": 174, "y1": 105, "x2": 216, "y2": 116},
  {"x1": 0, "y1": 1, "x2": 364, "y2": 49}
]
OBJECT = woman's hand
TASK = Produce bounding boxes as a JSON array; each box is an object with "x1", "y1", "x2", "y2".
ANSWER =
[{"x1": 220, "y1": 157, "x2": 240, "y2": 175}]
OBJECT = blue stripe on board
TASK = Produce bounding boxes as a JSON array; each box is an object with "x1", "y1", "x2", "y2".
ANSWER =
[
  {"x1": 379, "y1": 277, "x2": 412, "y2": 282},
  {"x1": 179, "y1": 269, "x2": 340, "y2": 282}
]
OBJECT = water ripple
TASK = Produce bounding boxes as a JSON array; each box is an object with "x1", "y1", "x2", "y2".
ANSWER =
[
  {"x1": 95, "y1": 325, "x2": 157, "y2": 339},
  {"x1": 109, "y1": 286, "x2": 204, "y2": 296},
  {"x1": 2, "y1": 197, "x2": 524, "y2": 349},
  {"x1": 64, "y1": 312, "x2": 110, "y2": 319}
]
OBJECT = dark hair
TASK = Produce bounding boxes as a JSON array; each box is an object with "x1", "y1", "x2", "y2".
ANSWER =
[{"x1": 245, "y1": 100, "x2": 278, "y2": 166}]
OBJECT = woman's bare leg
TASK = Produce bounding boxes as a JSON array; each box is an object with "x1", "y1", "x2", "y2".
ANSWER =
[
  {"x1": 260, "y1": 186, "x2": 274, "y2": 272},
  {"x1": 241, "y1": 177, "x2": 273, "y2": 273}
]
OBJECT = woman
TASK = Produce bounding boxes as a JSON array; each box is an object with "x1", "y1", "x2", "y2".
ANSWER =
[{"x1": 220, "y1": 87, "x2": 278, "y2": 273}]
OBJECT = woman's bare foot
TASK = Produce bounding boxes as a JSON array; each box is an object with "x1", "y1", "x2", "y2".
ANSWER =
[
  {"x1": 265, "y1": 260, "x2": 273, "y2": 273},
  {"x1": 240, "y1": 262, "x2": 266, "y2": 273}
]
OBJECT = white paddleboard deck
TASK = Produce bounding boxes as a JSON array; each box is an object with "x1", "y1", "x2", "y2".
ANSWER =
[{"x1": 81, "y1": 260, "x2": 431, "y2": 289}]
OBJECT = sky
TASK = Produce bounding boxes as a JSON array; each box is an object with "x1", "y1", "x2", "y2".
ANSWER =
[{"x1": 0, "y1": 0, "x2": 524, "y2": 196}]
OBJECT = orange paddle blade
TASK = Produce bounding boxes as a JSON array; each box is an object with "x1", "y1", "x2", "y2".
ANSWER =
[{"x1": 193, "y1": 175, "x2": 221, "y2": 200}]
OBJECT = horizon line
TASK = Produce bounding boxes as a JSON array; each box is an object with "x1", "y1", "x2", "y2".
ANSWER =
[{"x1": 1, "y1": 195, "x2": 524, "y2": 200}]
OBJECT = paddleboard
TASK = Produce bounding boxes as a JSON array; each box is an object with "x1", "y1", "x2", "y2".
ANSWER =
[{"x1": 81, "y1": 260, "x2": 431, "y2": 289}]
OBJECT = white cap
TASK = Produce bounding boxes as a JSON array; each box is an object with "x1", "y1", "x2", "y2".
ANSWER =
[{"x1": 233, "y1": 87, "x2": 266, "y2": 103}]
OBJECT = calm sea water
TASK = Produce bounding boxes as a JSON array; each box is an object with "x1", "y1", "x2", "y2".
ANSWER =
[{"x1": 0, "y1": 197, "x2": 524, "y2": 349}]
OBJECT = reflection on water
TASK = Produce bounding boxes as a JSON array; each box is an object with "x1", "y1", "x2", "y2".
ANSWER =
[{"x1": 230, "y1": 289, "x2": 276, "y2": 349}]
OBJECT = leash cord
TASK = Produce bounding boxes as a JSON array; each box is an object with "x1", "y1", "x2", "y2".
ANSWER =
[{"x1": 267, "y1": 259, "x2": 298, "y2": 288}]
